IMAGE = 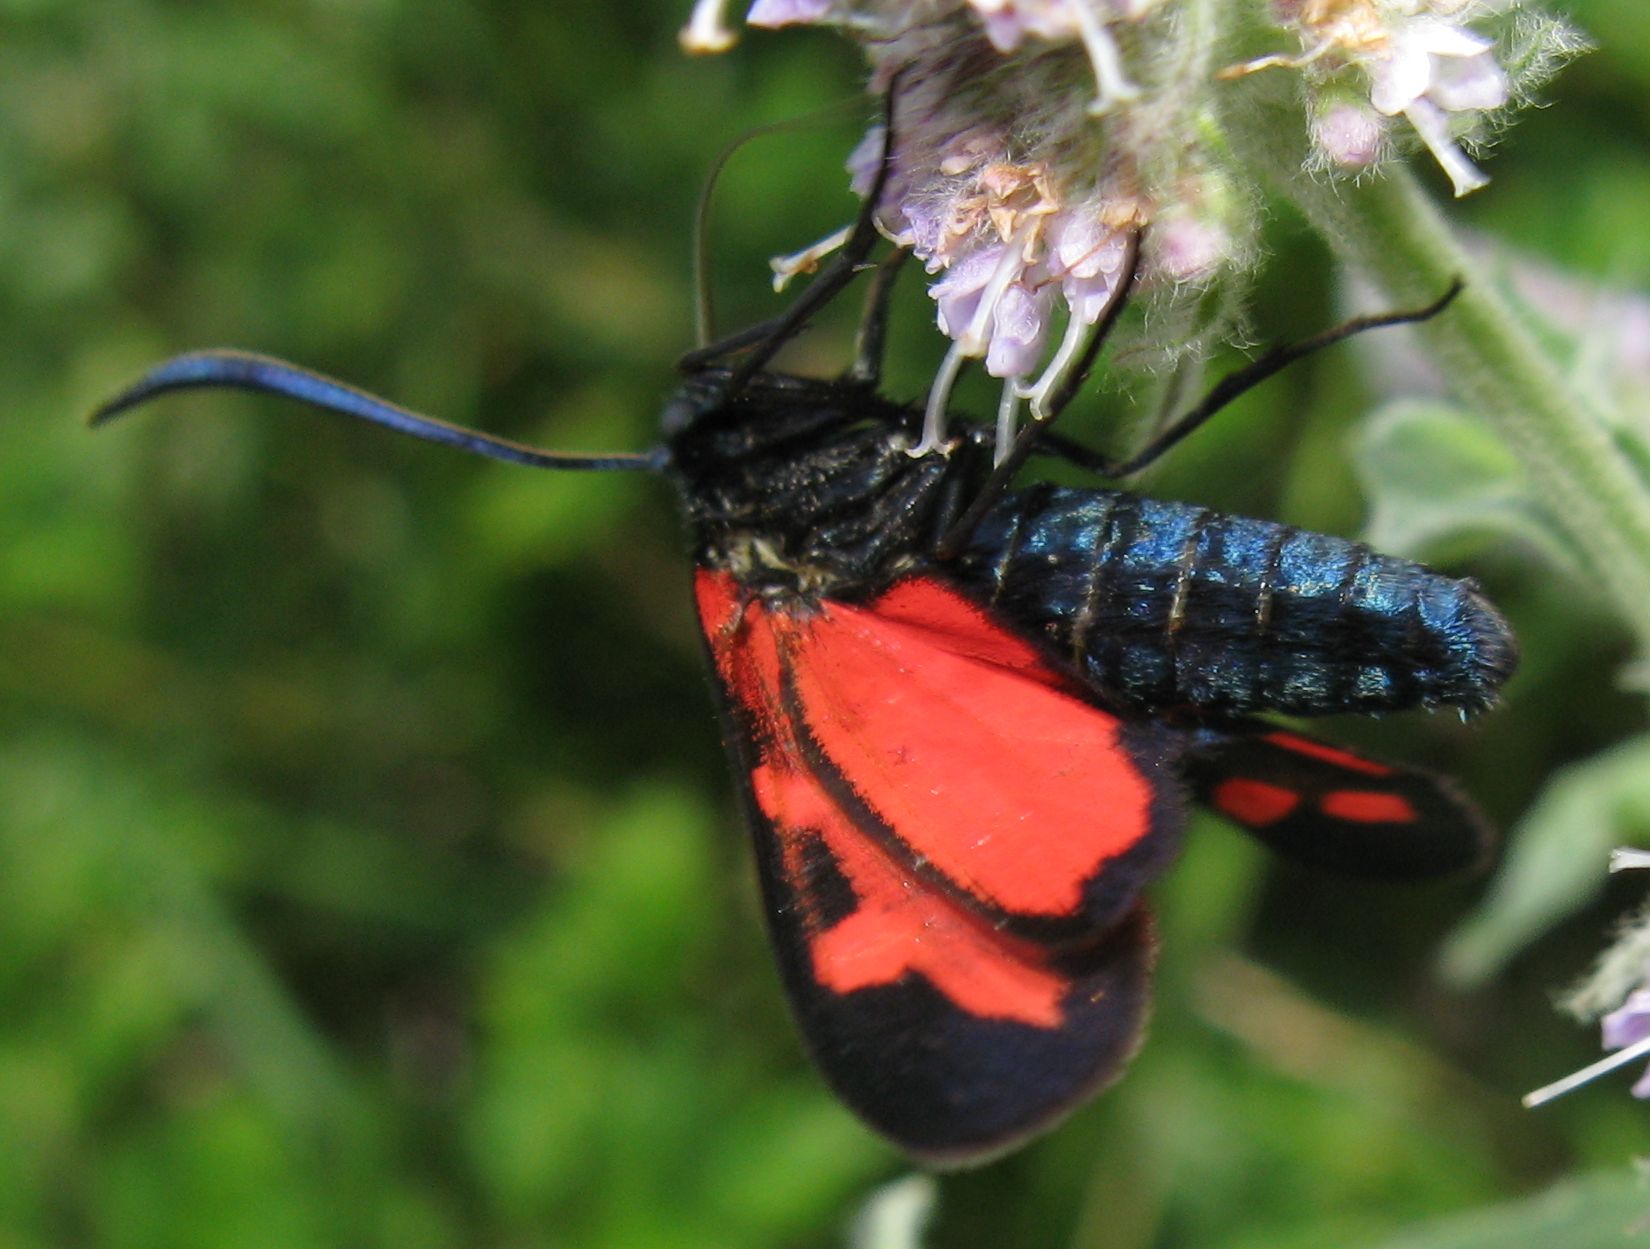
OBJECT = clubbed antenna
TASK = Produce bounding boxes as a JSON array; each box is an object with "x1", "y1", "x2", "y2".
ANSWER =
[{"x1": 90, "y1": 350, "x2": 664, "y2": 473}]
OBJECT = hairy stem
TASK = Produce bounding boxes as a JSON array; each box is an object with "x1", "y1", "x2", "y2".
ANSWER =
[{"x1": 1237, "y1": 115, "x2": 1650, "y2": 653}]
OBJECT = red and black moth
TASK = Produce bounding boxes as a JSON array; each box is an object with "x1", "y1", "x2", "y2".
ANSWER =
[{"x1": 90, "y1": 193, "x2": 1516, "y2": 1166}]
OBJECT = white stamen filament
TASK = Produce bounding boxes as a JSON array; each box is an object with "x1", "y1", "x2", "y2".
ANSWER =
[
  {"x1": 770, "y1": 225, "x2": 854, "y2": 292},
  {"x1": 1523, "y1": 1031, "x2": 1650, "y2": 1109},
  {"x1": 1611, "y1": 848, "x2": 1650, "y2": 872},
  {"x1": 960, "y1": 236, "x2": 1034, "y2": 358},
  {"x1": 914, "y1": 226, "x2": 1037, "y2": 456},
  {"x1": 1025, "y1": 309, "x2": 1101, "y2": 420},
  {"x1": 912, "y1": 341, "x2": 970, "y2": 457},
  {"x1": 994, "y1": 378, "x2": 1025, "y2": 464},
  {"x1": 1071, "y1": 1, "x2": 1143, "y2": 115},
  {"x1": 1218, "y1": 37, "x2": 1337, "y2": 80},
  {"x1": 1403, "y1": 97, "x2": 1489, "y2": 197},
  {"x1": 680, "y1": 0, "x2": 737, "y2": 52}
]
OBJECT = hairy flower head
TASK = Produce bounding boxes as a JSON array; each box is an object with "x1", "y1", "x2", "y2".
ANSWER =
[{"x1": 683, "y1": 0, "x2": 1580, "y2": 448}]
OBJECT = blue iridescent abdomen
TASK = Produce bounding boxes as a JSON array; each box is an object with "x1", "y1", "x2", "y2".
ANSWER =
[{"x1": 948, "y1": 483, "x2": 1516, "y2": 717}]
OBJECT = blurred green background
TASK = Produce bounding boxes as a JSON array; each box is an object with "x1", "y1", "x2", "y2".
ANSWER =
[{"x1": 10, "y1": 2, "x2": 1650, "y2": 1246}]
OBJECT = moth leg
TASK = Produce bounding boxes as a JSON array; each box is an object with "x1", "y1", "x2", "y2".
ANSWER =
[
  {"x1": 842, "y1": 247, "x2": 911, "y2": 389},
  {"x1": 1031, "y1": 279, "x2": 1465, "y2": 479}
]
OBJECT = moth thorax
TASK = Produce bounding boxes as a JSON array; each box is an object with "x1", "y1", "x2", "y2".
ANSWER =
[{"x1": 715, "y1": 531, "x2": 846, "y2": 603}]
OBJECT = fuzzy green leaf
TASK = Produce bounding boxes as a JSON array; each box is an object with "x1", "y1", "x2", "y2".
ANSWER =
[
  {"x1": 1354, "y1": 1169, "x2": 1650, "y2": 1249},
  {"x1": 1442, "y1": 733, "x2": 1650, "y2": 985},
  {"x1": 1353, "y1": 399, "x2": 1576, "y2": 569}
]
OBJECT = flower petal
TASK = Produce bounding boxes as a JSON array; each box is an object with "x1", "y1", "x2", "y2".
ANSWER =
[
  {"x1": 747, "y1": 0, "x2": 833, "y2": 27},
  {"x1": 985, "y1": 282, "x2": 1053, "y2": 377}
]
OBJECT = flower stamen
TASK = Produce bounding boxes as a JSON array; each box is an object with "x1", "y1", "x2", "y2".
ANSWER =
[
  {"x1": 1217, "y1": 38, "x2": 1338, "y2": 81},
  {"x1": 960, "y1": 225, "x2": 1038, "y2": 357},
  {"x1": 913, "y1": 341, "x2": 971, "y2": 457},
  {"x1": 1071, "y1": 2, "x2": 1144, "y2": 115},
  {"x1": 770, "y1": 226, "x2": 855, "y2": 292},
  {"x1": 994, "y1": 377, "x2": 1026, "y2": 464},
  {"x1": 1523, "y1": 1031, "x2": 1650, "y2": 1109},
  {"x1": 1400, "y1": 97, "x2": 1489, "y2": 197},
  {"x1": 1025, "y1": 311, "x2": 1098, "y2": 421},
  {"x1": 1611, "y1": 848, "x2": 1650, "y2": 873},
  {"x1": 679, "y1": 0, "x2": 738, "y2": 52}
]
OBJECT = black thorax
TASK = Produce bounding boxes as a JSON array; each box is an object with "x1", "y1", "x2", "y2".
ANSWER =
[{"x1": 663, "y1": 369, "x2": 990, "y2": 602}]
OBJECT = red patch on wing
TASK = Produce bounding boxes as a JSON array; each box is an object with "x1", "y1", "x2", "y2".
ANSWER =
[
  {"x1": 750, "y1": 758, "x2": 1066, "y2": 1027},
  {"x1": 695, "y1": 565, "x2": 1171, "y2": 978},
  {"x1": 1187, "y1": 728, "x2": 1489, "y2": 881},
  {"x1": 1320, "y1": 790, "x2": 1418, "y2": 824},
  {"x1": 787, "y1": 579, "x2": 1160, "y2": 924},
  {"x1": 1210, "y1": 777, "x2": 1299, "y2": 827},
  {"x1": 695, "y1": 570, "x2": 1163, "y2": 1161},
  {"x1": 1264, "y1": 731, "x2": 1393, "y2": 777}
]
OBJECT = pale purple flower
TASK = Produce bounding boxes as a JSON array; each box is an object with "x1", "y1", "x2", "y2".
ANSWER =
[
  {"x1": 1313, "y1": 99, "x2": 1388, "y2": 167},
  {"x1": 931, "y1": 245, "x2": 1005, "y2": 339},
  {"x1": 845, "y1": 125, "x2": 884, "y2": 198},
  {"x1": 959, "y1": 0, "x2": 1154, "y2": 114},
  {"x1": 968, "y1": 0, "x2": 1152, "y2": 53},
  {"x1": 1152, "y1": 212, "x2": 1227, "y2": 284},
  {"x1": 971, "y1": 0, "x2": 1074, "y2": 50},
  {"x1": 748, "y1": 0, "x2": 836, "y2": 27},
  {"x1": 1366, "y1": 17, "x2": 1508, "y2": 195},
  {"x1": 1601, "y1": 989, "x2": 1650, "y2": 1098},
  {"x1": 985, "y1": 282, "x2": 1054, "y2": 377},
  {"x1": 897, "y1": 199, "x2": 952, "y2": 261},
  {"x1": 681, "y1": 0, "x2": 1576, "y2": 453},
  {"x1": 1047, "y1": 211, "x2": 1129, "y2": 322},
  {"x1": 1253, "y1": 1, "x2": 1522, "y2": 197},
  {"x1": 1367, "y1": 19, "x2": 1508, "y2": 116}
]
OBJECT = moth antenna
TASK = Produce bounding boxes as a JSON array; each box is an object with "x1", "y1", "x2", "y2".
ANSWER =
[
  {"x1": 89, "y1": 350, "x2": 665, "y2": 473},
  {"x1": 722, "y1": 74, "x2": 905, "y2": 390},
  {"x1": 843, "y1": 247, "x2": 911, "y2": 389},
  {"x1": 985, "y1": 278, "x2": 1467, "y2": 484},
  {"x1": 690, "y1": 99, "x2": 866, "y2": 352},
  {"x1": 676, "y1": 69, "x2": 911, "y2": 382}
]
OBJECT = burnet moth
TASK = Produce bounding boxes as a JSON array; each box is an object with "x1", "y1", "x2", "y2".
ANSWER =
[{"x1": 90, "y1": 128, "x2": 1515, "y2": 1165}]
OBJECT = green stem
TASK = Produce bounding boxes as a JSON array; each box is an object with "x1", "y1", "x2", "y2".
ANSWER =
[{"x1": 1239, "y1": 129, "x2": 1650, "y2": 653}]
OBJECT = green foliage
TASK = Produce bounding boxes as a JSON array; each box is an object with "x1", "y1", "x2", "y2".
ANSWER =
[
  {"x1": 1358, "y1": 1170, "x2": 1650, "y2": 1249},
  {"x1": 1354, "y1": 399, "x2": 1568, "y2": 569},
  {"x1": 6, "y1": 1, "x2": 1650, "y2": 1245},
  {"x1": 1443, "y1": 734, "x2": 1650, "y2": 988}
]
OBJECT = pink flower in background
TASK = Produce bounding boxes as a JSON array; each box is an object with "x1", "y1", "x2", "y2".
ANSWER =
[
  {"x1": 1312, "y1": 99, "x2": 1387, "y2": 167},
  {"x1": 1246, "y1": 0, "x2": 1577, "y2": 197}
]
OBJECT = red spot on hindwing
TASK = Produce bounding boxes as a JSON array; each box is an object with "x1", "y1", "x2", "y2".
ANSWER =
[
  {"x1": 1211, "y1": 777, "x2": 1300, "y2": 827},
  {"x1": 1320, "y1": 790, "x2": 1418, "y2": 824},
  {"x1": 1264, "y1": 731, "x2": 1393, "y2": 777}
]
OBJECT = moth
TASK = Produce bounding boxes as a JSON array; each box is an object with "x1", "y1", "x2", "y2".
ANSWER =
[{"x1": 92, "y1": 156, "x2": 1513, "y2": 1164}]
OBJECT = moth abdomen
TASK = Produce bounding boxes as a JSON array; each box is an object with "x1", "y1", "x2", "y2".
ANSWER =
[{"x1": 954, "y1": 485, "x2": 1516, "y2": 718}]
